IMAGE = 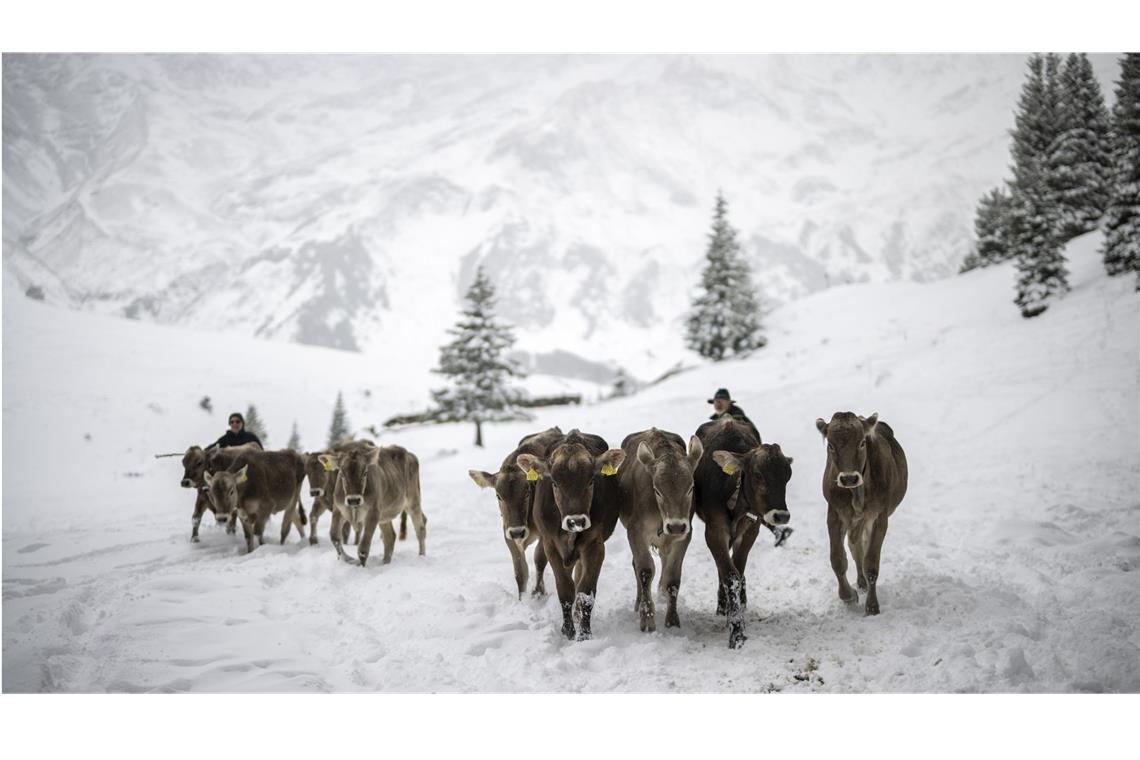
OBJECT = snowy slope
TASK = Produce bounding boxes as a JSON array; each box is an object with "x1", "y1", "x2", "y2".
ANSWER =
[
  {"x1": 2, "y1": 231, "x2": 1137, "y2": 692},
  {"x1": 3, "y1": 54, "x2": 1123, "y2": 383}
]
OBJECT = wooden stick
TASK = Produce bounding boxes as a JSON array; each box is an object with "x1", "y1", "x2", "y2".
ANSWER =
[{"x1": 153, "y1": 452, "x2": 183, "y2": 459}]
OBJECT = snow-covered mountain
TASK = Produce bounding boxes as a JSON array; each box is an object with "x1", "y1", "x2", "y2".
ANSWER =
[{"x1": 1, "y1": 54, "x2": 1121, "y2": 379}]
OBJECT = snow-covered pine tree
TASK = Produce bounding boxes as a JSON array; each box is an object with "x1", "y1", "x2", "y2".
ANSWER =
[
  {"x1": 961, "y1": 187, "x2": 1015, "y2": 272},
  {"x1": 685, "y1": 192, "x2": 764, "y2": 361},
  {"x1": 1101, "y1": 53, "x2": 1140, "y2": 286},
  {"x1": 1010, "y1": 54, "x2": 1063, "y2": 198},
  {"x1": 287, "y1": 421, "x2": 301, "y2": 451},
  {"x1": 1050, "y1": 53, "x2": 1114, "y2": 240},
  {"x1": 430, "y1": 266, "x2": 527, "y2": 447},
  {"x1": 327, "y1": 392, "x2": 350, "y2": 448},
  {"x1": 1011, "y1": 159, "x2": 1069, "y2": 318},
  {"x1": 244, "y1": 404, "x2": 267, "y2": 445}
]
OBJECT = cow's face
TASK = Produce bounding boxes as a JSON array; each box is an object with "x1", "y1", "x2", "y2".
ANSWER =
[
  {"x1": 319, "y1": 448, "x2": 380, "y2": 508},
  {"x1": 636, "y1": 436, "x2": 703, "y2": 536},
  {"x1": 181, "y1": 446, "x2": 206, "y2": 488},
  {"x1": 469, "y1": 467, "x2": 532, "y2": 544},
  {"x1": 304, "y1": 452, "x2": 334, "y2": 499},
  {"x1": 712, "y1": 444, "x2": 793, "y2": 525},
  {"x1": 816, "y1": 412, "x2": 877, "y2": 489},
  {"x1": 203, "y1": 466, "x2": 248, "y2": 519},
  {"x1": 517, "y1": 444, "x2": 625, "y2": 533}
]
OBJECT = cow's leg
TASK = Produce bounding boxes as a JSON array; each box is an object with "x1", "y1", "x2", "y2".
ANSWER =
[
  {"x1": 406, "y1": 500, "x2": 427, "y2": 557},
  {"x1": 341, "y1": 519, "x2": 352, "y2": 544},
  {"x1": 546, "y1": 541, "x2": 576, "y2": 640},
  {"x1": 240, "y1": 517, "x2": 256, "y2": 554},
  {"x1": 703, "y1": 509, "x2": 745, "y2": 648},
  {"x1": 356, "y1": 510, "x2": 381, "y2": 567},
  {"x1": 399, "y1": 510, "x2": 408, "y2": 541},
  {"x1": 730, "y1": 519, "x2": 762, "y2": 609},
  {"x1": 628, "y1": 532, "x2": 656, "y2": 632},
  {"x1": 330, "y1": 509, "x2": 355, "y2": 564},
  {"x1": 849, "y1": 524, "x2": 867, "y2": 591},
  {"x1": 254, "y1": 513, "x2": 268, "y2": 546},
  {"x1": 292, "y1": 499, "x2": 307, "y2": 540},
  {"x1": 190, "y1": 492, "x2": 209, "y2": 543},
  {"x1": 309, "y1": 503, "x2": 324, "y2": 546},
  {"x1": 532, "y1": 539, "x2": 548, "y2": 596},
  {"x1": 280, "y1": 502, "x2": 298, "y2": 544},
  {"x1": 828, "y1": 506, "x2": 858, "y2": 603},
  {"x1": 863, "y1": 514, "x2": 889, "y2": 616},
  {"x1": 505, "y1": 537, "x2": 529, "y2": 600},
  {"x1": 379, "y1": 521, "x2": 397, "y2": 565},
  {"x1": 226, "y1": 511, "x2": 238, "y2": 535},
  {"x1": 659, "y1": 531, "x2": 692, "y2": 629},
  {"x1": 573, "y1": 540, "x2": 606, "y2": 641}
]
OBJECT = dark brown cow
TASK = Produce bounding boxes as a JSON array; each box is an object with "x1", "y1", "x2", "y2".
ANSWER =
[
  {"x1": 515, "y1": 429, "x2": 625, "y2": 640},
  {"x1": 616, "y1": 428, "x2": 703, "y2": 632},
  {"x1": 180, "y1": 442, "x2": 260, "y2": 542},
  {"x1": 468, "y1": 427, "x2": 563, "y2": 599},
  {"x1": 203, "y1": 449, "x2": 307, "y2": 553},
  {"x1": 317, "y1": 444, "x2": 426, "y2": 567},
  {"x1": 815, "y1": 412, "x2": 908, "y2": 616},
  {"x1": 694, "y1": 417, "x2": 794, "y2": 648}
]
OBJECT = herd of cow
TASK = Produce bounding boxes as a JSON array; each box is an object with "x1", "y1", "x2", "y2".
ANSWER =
[{"x1": 177, "y1": 411, "x2": 907, "y2": 649}]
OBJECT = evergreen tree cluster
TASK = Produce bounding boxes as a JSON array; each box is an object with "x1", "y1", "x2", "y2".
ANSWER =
[
  {"x1": 684, "y1": 192, "x2": 765, "y2": 361},
  {"x1": 961, "y1": 53, "x2": 1136, "y2": 315},
  {"x1": 1101, "y1": 53, "x2": 1140, "y2": 288},
  {"x1": 430, "y1": 266, "x2": 527, "y2": 447},
  {"x1": 327, "y1": 391, "x2": 350, "y2": 448}
]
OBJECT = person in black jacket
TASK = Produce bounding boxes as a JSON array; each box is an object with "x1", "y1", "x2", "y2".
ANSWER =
[
  {"x1": 207, "y1": 412, "x2": 263, "y2": 450},
  {"x1": 707, "y1": 388, "x2": 755, "y2": 428}
]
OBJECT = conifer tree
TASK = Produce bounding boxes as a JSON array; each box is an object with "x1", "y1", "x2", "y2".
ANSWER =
[
  {"x1": 685, "y1": 192, "x2": 764, "y2": 361},
  {"x1": 287, "y1": 421, "x2": 301, "y2": 451},
  {"x1": 1050, "y1": 53, "x2": 1114, "y2": 240},
  {"x1": 961, "y1": 187, "x2": 1015, "y2": 272},
  {"x1": 244, "y1": 404, "x2": 267, "y2": 445},
  {"x1": 327, "y1": 392, "x2": 350, "y2": 448},
  {"x1": 1010, "y1": 54, "x2": 1063, "y2": 196},
  {"x1": 430, "y1": 266, "x2": 527, "y2": 447},
  {"x1": 1011, "y1": 160, "x2": 1069, "y2": 318},
  {"x1": 1101, "y1": 53, "x2": 1140, "y2": 286}
]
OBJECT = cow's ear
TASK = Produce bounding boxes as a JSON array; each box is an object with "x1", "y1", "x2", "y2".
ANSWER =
[
  {"x1": 785, "y1": 457, "x2": 794, "y2": 466},
  {"x1": 468, "y1": 470, "x2": 496, "y2": 489},
  {"x1": 203, "y1": 470, "x2": 214, "y2": 485},
  {"x1": 862, "y1": 412, "x2": 879, "y2": 437},
  {"x1": 712, "y1": 450, "x2": 743, "y2": 476},
  {"x1": 815, "y1": 418, "x2": 829, "y2": 438},
  {"x1": 598, "y1": 449, "x2": 626, "y2": 476},
  {"x1": 235, "y1": 465, "x2": 249, "y2": 484},
  {"x1": 369, "y1": 447, "x2": 382, "y2": 462},
  {"x1": 636, "y1": 441, "x2": 655, "y2": 467},
  {"x1": 516, "y1": 454, "x2": 547, "y2": 480},
  {"x1": 318, "y1": 454, "x2": 338, "y2": 472},
  {"x1": 687, "y1": 436, "x2": 704, "y2": 470}
]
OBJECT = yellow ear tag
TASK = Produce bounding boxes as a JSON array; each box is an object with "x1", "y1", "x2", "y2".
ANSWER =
[
  {"x1": 600, "y1": 463, "x2": 617, "y2": 476},
  {"x1": 526, "y1": 468, "x2": 539, "y2": 482},
  {"x1": 722, "y1": 464, "x2": 738, "y2": 475},
  {"x1": 322, "y1": 460, "x2": 336, "y2": 472}
]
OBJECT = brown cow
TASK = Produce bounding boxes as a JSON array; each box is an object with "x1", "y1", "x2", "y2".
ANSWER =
[
  {"x1": 515, "y1": 429, "x2": 625, "y2": 641},
  {"x1": 468, "y1": 427, "x2": 562, "y2": 599},
  {"x1": 317, "y1": 444, "x2": 426, "y2": 567},
  {"x1": 815, "y1": 412, "x2": 908, "y2": 616},
  {"x1": 303, "y1": 439, "x2": 377, "y2": 546},
  {"x1": 180, "y1": 442, "x2": 260, "y2": 542},
  {"x1": 616, "y1": 428, "x2": 703, "y2": 632},
  {"x1": 203, "y1": 449, "x2": 307, "y2": 553},
  {"x1": 694, "y1": 417, "x2": 794, "y2": 648}
]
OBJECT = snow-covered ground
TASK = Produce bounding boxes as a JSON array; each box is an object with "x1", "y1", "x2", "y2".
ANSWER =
[{"x1": 3, "y1": 231, "x2": 1137, "y2": 692}]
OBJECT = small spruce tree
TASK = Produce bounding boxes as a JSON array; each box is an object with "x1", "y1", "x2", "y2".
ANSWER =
[
  {"x1": 327, "y1": 392, "x2": 350, "y2": 448},
  {"x1": 287, "y1": 421, "x2": 301, "y2": 451},
  {"x1": 430, "y1": 266, "x2": 527, "y2": 447},
  {"x1": 244, "y1": 404, "x2": 267, "y2": 445},
  {"x1": 961, "y1": 187, "x2": 1015, "y2": 272},
  {"x1": 1010, "y1": 54, "x2": 1064, "y2": 198},
  {"x1": 1011, "y1": 160, "x2": 1069, "y2": 318},
  {"x1": 685, "y1": 192, "x2": 764, "y2": 361},
  {"x1": 1050, "y1": 53, "x2": 1114, "y2": 240},
  {"x1": 1101, "y1": 53, "x2": 1140, "y2": 286}
]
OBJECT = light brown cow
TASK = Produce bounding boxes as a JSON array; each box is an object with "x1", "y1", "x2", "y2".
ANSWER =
[
  {"x1": 317, "y1": 444, "x2": 426, "y2": 567},
  {"x1": 203, "y1": 449, "x2": 307, "y2": 553},
  {"x1": 616, "y1": 428, "x2": 703, "y2": 632},
  {"x1": 468, "y1": 427, "x2": 562, "y2": 599},
  {"x1": 180, "y1": 442, "x2": 260, "y2": 542},
  {"x1": 815, "y1": 412, "x2": 908, "y2": 616}
]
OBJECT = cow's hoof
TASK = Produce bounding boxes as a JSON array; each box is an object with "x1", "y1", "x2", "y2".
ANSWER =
[
  {"x1": 857, "y1": 577, "x2": 868, "y2": 591},
  {"x1": 576, "y1": 630, "x2": 593, "y2": 642},
  {"x1": 309, "y1": 537, "x2": 318, "y2": 546},
  {"x1": 190, "y1": 536, "x2": 200, "y2": 544},
  {"x1": 665, "y1": 612, "x2": 680, "y2": 628},
  {"x1": 639, "y1": 612, "x2": 656, "y2": 633},
  {"x1": 865, "y1": 602, "x2": 880, "y2": 616},
  {"x1": 339, "y1": 555, "x2": 360, "y2": 566},
  {"x1": 840, "y1": 588, "x2": 859, "y2": 604},
  {"x1": 358, "y1": 556, "x2": 368, "y2": 567},
  {"x1": 728, "y1": 630, "x2": 747, "y2": 649},
  {"x1": 532, "y1": 586, "x2": 546, "y2": 597},
  {"x1": 562, "y1": 624, "x2": 575, "y2": 640}
]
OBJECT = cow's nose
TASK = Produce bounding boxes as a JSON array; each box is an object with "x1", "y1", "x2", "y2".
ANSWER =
[
  {"x1": 309, "y1": 489, "x2": 321, "y2": 497},
  {"x1": 507, "y1": 527, "x2": 528, "y2": 541},
  {"x1": 770, "y1": 510, "x2": 790, "y2": 525},
  {"x1": 838, "y1": 473, "x2": 861, "y2": 487},
  {"x1": 346, "y1": 496, "x2": 363, "y2": 507},
  {"x1": 181, "y1": 478, "x2": 192, "y2": 488},
  {"x1": 664, "y1": 520, "x2": 689, "y2": 535}
]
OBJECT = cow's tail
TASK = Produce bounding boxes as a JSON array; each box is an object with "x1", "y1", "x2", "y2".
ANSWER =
[
  {"x1": 298, "y1": 501, "x2": 308, "y2": 526},
  {"x1": 399, "y1": 510, "x2": 408, "y2": 541}
]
